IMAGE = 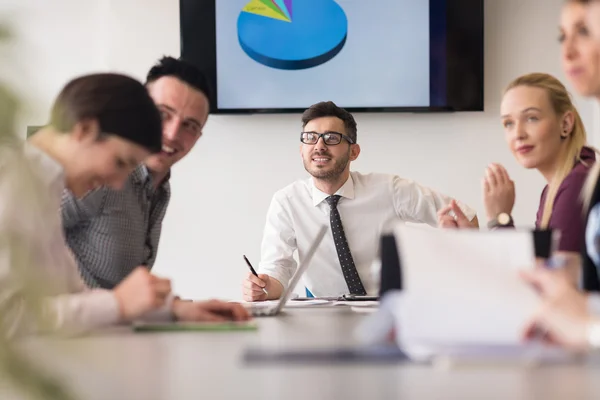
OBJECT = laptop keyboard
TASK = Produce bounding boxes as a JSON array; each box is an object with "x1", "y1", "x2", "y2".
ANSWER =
[{"x1": 251, "y1": 307, "x2": 275, "y2": 317}]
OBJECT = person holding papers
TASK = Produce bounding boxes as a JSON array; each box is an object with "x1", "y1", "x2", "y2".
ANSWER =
[
  {"x1": 564, "y1": 0, "x2": 600, "y2": 291},
  {"x1": 439, "y1": 72, "x2": 595, "y2": 284},
  {"x1": 242, "y1": 101, "x2": 477, "y2": 301},
  {"x1": 515, "y1": 1, "x2": 600, "y2": 351},
  {"x1": 521, "y1": 267, "x2": 600, "y2": 351},
  {"x1": 0, "y1": 73, "x2": 248, "y2": 337}
]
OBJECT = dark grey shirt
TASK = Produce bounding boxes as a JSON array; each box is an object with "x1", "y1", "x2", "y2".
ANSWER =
[{"x1": 61, "y1": 165, "x2": 170, "y2": 289}]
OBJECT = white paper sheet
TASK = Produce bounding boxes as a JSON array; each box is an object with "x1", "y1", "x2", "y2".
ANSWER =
[
  {"x1": 392, "y1": 225, "x2": 541, "y2": 348},
  {"x1": 243, "y1": 299, "x2": 331, "y2": 308}
]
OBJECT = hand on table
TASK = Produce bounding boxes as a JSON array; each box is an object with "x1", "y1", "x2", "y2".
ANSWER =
[
  {"x1": 114, "y1": 267, "x2": 171, "y2": 320},
  {"x1": 172, "y1": 298, "x2": 251, "y2": 322}
]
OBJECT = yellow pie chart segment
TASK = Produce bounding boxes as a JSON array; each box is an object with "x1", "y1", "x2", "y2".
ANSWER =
[{"x1": 242, "y1": 0, "x2": 291, "y2": 22}]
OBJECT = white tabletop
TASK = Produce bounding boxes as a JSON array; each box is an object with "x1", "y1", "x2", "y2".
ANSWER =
[{"x1": 13, "y1": 307, "x2": 600, "y2": 400}]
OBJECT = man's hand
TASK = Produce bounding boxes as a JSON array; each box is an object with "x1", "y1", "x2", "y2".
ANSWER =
[
  {"x1": 243, "y1": 272, "x2": 271, "y2": 301},
  {"x1": 437, "y1": 200, "x2": 478, "y2": 228},
  {"x1": 114, "y1": 267, "x2": 171, "y2": 320},
  {"x1": 172, "y1": 299, "x2": 251, "y2": 322},
  {"x1": 482, "y1": 163, "x2": 515, "y2": 221},
  {"x1": 242, "y1": 273, "x2": 284, "y2": 301}
]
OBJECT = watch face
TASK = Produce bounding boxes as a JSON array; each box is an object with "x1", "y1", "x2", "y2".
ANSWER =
[{"x1": 498, "y1": 213, "x2": 510, "y2": 225}]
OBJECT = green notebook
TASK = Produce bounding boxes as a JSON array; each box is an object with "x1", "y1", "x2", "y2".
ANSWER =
[{"x1": 133, "y1": 320, "x2": 258, "y2": 333}]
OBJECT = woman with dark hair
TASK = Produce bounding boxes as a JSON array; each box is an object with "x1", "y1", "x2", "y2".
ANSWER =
[{"x1": 0, "y1": 73, "x2": 242, "y2": 336}]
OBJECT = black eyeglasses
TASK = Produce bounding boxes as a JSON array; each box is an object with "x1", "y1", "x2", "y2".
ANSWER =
[{"x1": 300, "y1": 131, "x2": 355, "y2": 145}]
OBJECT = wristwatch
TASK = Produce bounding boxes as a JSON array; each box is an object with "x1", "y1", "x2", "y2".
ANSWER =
[{"x1": 487, "y1": 212, "x2": 514, "y2": 229}]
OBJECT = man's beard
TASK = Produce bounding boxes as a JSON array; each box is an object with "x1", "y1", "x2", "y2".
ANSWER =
[{"x1": 303, "y1": 150, "x2": 350, "y2": 181}]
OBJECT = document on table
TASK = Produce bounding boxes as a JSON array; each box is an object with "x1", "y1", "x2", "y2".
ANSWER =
[
  {"x1": 392, "y1": 225, "x2": 540, "y2": 350},
  {"x1": 333, "y1": 301, "x2": 379, "y2": 307},
  {"x1": 244, "y1": 299, "x2": 332, "y2": 308}
]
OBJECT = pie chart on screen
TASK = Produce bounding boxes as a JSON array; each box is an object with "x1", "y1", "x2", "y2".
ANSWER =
[{"x1": 237, "y1": 0, "x2": 348, "y2": 70}]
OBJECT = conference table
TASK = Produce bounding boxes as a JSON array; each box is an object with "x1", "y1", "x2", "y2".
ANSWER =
[{"x1": 15, "y1": 306, "x2": 600, "y2": 400}]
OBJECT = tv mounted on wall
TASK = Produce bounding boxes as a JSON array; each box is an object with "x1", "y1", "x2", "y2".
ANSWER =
[{"x1": 180, "y1": 0, "x2": 484, "y2": 114}]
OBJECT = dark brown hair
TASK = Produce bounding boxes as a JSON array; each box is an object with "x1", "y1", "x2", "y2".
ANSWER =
[
  {"x1": 301, "y1": 101, "x2": 358, "y2": 143},
  {"x1": 50, "y1": 73, "x2": 162, "y2": 153},
  {"x1": 146, "y1": 56, "x2": 212, "y2": 106}
]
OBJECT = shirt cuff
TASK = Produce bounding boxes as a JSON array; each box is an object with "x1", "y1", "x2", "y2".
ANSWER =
[
  {"x1": 135, "y1": 293, "x2": 176, "y2": 323},
  {"x1": 46, "y1": 289, "x2": 121, "y2": 336},
  {"x1": 257, "y1": 266, "x2": 291, "y2": 293}
]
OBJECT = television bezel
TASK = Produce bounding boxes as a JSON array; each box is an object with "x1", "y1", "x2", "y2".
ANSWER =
[{"x1": 179, "y1": 0, "x2": 484, "y2": 114}]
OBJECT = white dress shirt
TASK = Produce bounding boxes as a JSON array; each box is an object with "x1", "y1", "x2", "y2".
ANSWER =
[
  {"x1": 258, "y1": 171, "x2": 476, "y2": 297},
  {"x1": 0, "y1": 141, "x2": 169, "y2": 337}
]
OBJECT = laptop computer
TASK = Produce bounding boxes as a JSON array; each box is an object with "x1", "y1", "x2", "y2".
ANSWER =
[{"x1": 249, "y1": 225, "x2": 327, "y2": 317}]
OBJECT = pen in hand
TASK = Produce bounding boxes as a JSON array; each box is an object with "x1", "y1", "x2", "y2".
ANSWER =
[{"x1": 243, "y1": 255, "x2": 268, "y2": 295}]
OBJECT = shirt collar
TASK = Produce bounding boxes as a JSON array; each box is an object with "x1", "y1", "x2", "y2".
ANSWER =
[
  {"x1": 311, "y1": 173, "x2": 355, "y2": 207},
  {"x1": 24, "y1": 142, "x2": 65, "y2": 189},
  {"x1": 131, "y1": 165, "x2": 171, "y2": 188}
]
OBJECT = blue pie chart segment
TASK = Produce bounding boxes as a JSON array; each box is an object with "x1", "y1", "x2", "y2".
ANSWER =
[{"x1": 237, "y1": 0, "x2": 348, "y2": 70}]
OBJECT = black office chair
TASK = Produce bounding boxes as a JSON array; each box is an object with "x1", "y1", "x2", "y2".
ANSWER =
[
  {"x1": 532, "y1": 229, "x2": 556, "y2": 259},
  {"x1": 378, "y1": 234, "x2": 402, "y2": 298}
]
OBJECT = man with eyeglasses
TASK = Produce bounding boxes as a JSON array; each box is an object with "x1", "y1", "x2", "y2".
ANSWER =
[{"x1": 242, "y1": 101, "x2": 478, "y2": 301}]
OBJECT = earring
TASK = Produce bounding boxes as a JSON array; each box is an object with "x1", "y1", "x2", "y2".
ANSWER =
[{"x1": 561, "y1": 129, "x2": 569, "y2": 139}]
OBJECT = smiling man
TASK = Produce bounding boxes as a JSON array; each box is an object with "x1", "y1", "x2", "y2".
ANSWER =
[
  {"x1": 242, "y1": 101, "x2": 478, "y2": 301},
  {"x1": 61, "y1": 57, "x2": 209, "y2": 289},
  {"x1": 58, "y1": 57, "x2": 249, "y2": 322}
]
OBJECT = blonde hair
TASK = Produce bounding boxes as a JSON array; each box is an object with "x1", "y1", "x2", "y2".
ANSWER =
[{"x1": 504, "y1": 73, "x2": 588, "y2": 228}]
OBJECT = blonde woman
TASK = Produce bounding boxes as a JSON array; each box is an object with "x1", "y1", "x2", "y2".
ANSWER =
[{"x1": 440, "y1": 72, "x2": 595, "y2": 280}]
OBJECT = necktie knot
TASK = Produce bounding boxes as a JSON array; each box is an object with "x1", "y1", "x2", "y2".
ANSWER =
[{"x1": 326, "y1": 195, "x2": 341, "y2": 208}]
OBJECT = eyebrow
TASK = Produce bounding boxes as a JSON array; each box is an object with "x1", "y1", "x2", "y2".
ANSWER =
[
  {"x1": 157, "y1": 104, "x2": 176, "y2": 114},
  {"x1": 184, "y1": 118, "x2": 202, "y2": 130},
  {"x1": 157, "y1": 103, "x2": 203, "y2": 129},
  {"x1": 500, "y1": 107, "x2": 542, "y2": 119},
  {"x1": 559, "y1": 17, "x2": 586, "y2": 28},
  {"x1": 304, "y1": 130, "x2": 344, "y2": 135}
]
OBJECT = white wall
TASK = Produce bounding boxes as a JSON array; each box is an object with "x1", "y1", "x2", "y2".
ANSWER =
[{"x1": 2, "y1": 0, "x2": 597, "y2": 300}]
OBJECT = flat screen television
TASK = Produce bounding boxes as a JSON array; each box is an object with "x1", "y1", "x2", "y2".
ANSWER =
[{"x1": 180, "y1": 0, "x2": 484, "y2": 113}]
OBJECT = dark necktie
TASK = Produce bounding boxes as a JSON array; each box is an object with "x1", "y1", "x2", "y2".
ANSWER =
[{"x1": 326, "y1": 195, "x2": 367, "y2": 295}]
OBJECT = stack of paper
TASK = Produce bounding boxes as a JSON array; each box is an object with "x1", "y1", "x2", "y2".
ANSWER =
[{"x1": 392, "y1": 225, "x2": 541, "y2": 355}]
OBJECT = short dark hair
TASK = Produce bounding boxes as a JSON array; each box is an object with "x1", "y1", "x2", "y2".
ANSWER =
[
  {"x1": 49, "y1": 73, "x2": 162, "y2": 153},
  {"x1": 146, "y1": 56, "x2": 212, "y2": 104},
  {"x1": 301, "y1": 101, "x2": 358, "y2": 143}
]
